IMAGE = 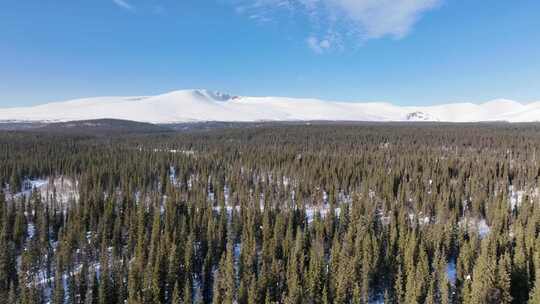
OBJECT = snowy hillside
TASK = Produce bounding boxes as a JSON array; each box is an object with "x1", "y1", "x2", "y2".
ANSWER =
[{"x1": 0, "y1": 89, "x2": 538, "y2": 123}]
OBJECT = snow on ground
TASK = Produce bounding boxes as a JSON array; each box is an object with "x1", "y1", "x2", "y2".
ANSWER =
[
  {"x1": 406, "y1": 212, "x2": 431, "y2": 226},
  {"x1": 5, "y1": 177, "x2": 79, "y2": 207},
  {"x1": 29, "y1": 179, "x2": 49, "y2": 189},
  {"x1": 212, "y1": 205, "x2": 240, "y2": 215},
  {"x1": 305, "y1": 205, "x2": 341, "y2": 223},
  {"x1": 42, "y1": 177, "x2": 79, "y2": 205},
  {"x1": 27, "y1": 223, "x2": 35, "y2": 239},
  {"x1": 6, "y1": 178, "x2": 48, "y2": 200},
  {"x1": 509, "y1": 185, "x2": 525, "y2": 211},
  {"x1": 170, "y1": 166, "x2": 176, "y2": 183},
  {"x1": 0, "y1": 89, "x2": 538, "y2": 123},
  {"x1": 211, "y1": 183, "x2": 344, "y2": 224},
  {"x1": 459, "y1": 218, "x2": 491, "y2": 238},
  {"x1": 169, "y1": 165, "x2": 185, "y2": 187},
  {"x1": 447, "y1": 259, "x2": 457, "y2": 285},
  {"x1": 152, "y1": 148, "x2": 196, "y2": 155},
  {"x1": 477, "y1": 219, "x2": 491, "y2": 238}
]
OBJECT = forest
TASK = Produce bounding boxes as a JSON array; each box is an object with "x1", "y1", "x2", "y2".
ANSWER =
[{"x1": 1, "y1": 123, "x2": 540, "y2": 303}]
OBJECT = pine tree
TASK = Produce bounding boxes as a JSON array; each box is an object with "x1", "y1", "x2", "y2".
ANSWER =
[
  {"x1": 424, "y1": 279, "x2": 436, "y2": 304},
  {"x1": 20, "y1": 284, "x2": 41, "y2": 304},
  {"x1": 0, "y1": 224, "x2": 16, "y2": 296},
  {"x1": 98, "y1": 247, "x2": 112, "y2": 304},
  {"x1": 511, "y1": 230, "x2": 529, "y2": 304},
  {"x1": 247, "y1": 276, "x2": 259, "y2": 304},
  {"x1": 306, "y1": 241, "x2": 325, "y2": 304},
  {"x1": 7, "y1": 283, "x2": 17, "y2": 304},
  {"x1": 150, "y1": 242, "x2": 167, "y2": 303},
  {"x1": 87, "y1": 271, "x2": 99, "y2": 304},
  {"x1": 497, "y1": 253, "x2": 512, "y2": 304},
  {"x1": 530, "y1": 269, "x2": 540, "y2": 304},
  {"x1": 394, "y1": 265, "x2": 405, "y2": 303},
  {"x1": 213, "y1": 239, "x2": 236, "y2": 304},
  {"x1": 53, "y1": 266, "x2": 65, "y2": 304},
  {"x1": 78, "y1": 261, "x2": 89, "y2": 304},
  {"x1": 469, "y1": 242, "x2": 498, "y2": 304},
  {"x1": 285, "y1": 230, "x2": 305, "y2": 304},
  {"x1": 171, "y1": 281, "x2": 181, "y2": 304},
  {"x1": 183, "y1": 279, "x2": 193, "y2": 304},
  {"x1": 67, "y1": 274, "x2": 76, "y2": 304}
]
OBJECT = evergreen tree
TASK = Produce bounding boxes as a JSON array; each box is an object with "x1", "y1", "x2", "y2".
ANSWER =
[{"x1": 52, "y1": 266, "x2": 65, "y2": 304}]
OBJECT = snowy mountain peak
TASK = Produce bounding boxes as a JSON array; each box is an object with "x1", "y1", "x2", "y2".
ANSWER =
[
  {"x1": 0, "y1": 90, "x2": 535, "y2": 124},
  {"x1": 405, "y1": 111, "x2": 439, "y2": 121},
  {"x1": 163, "y1": 89, "x2": 236, "y2": 102},
  {"x1": 195, "y1": 89, "x2": 236, "y2": 102}
]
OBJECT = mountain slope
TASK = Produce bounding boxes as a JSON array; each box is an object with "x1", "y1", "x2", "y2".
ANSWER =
[{"x1": 0, "y1": 89, "x2": 537, "y2": 123}]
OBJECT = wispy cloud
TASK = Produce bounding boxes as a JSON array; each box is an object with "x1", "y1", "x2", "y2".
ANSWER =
[
  {"x1": 112, "y1": 0, "x2": 135, "y2": 11},
  {"x1": 334, "y1": 0, "x2": 440, "y2": 39},
  {"x1": 306, "y1": 31, "x2": 343, "y2": 53},
  {"x1": 307, "y1": 36, "x2": 330, "y2": 53},
  {"x1": 234, "y1": 0, "x2": 441, "y2": 52}
]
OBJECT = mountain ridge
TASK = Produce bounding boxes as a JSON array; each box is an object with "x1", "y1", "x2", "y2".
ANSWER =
[{"x1": 0, "y1": 89, "x2": 538, "y2": 123}]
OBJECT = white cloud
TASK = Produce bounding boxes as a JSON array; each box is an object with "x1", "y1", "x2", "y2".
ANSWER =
[
  {"x1": 113, "y1": 0, "x2": 135, "y2": 11},
  {"x1": 249, "y1": 13, "x2": 272, "y2": 22},
  {"x1": 306, "y1": 31, "x2": 342, "y2": 53},
  {"x1": 234, "y1": 0, "x2": 441, "y2": 51},
  {"x1": 307, "y1": 36, "x2": 331, "y2": 53},
  {"x1": 331, "y1": 0, "x2": 440, "y2": 39}
]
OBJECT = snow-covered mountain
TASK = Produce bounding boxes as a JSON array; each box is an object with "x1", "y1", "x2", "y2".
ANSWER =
[{"x1": 0, "y1": 89, "x2": 538, "y2": 123}]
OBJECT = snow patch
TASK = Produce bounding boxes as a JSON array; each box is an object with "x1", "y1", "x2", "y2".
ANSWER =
[
  {"x1": 508, "y1": 185, "x2": 525, "y2": 211},
  {"x1": 459, "y1": 218, "x2": 491, "y2": 239},
  {"x1": 447, "y1": 260, "x2": 457, "y2": 285}
]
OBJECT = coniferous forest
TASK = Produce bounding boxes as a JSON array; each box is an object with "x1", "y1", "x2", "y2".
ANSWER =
[{"x1": 2, "y1": 123, "x2": 540, "y2": 303}]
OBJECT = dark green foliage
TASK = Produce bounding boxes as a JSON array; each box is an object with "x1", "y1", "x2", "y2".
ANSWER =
[{"x1": 2, "y1": 123, "x2": 540, "y2": 303}]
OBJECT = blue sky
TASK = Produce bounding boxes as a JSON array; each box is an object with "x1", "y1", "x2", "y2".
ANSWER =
[{"x1": 1, "y1": 0, "x2": 539, "y2": 107}]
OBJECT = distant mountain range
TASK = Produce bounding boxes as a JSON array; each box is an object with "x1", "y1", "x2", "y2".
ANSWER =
[{"x1": 1, "y1": 89, "x2": 539, "y2": 123}]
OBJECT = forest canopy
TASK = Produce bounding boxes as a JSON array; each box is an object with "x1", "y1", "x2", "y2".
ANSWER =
[{"x1": 1, "y1": 123, "x2": 540, "y2": 303}]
